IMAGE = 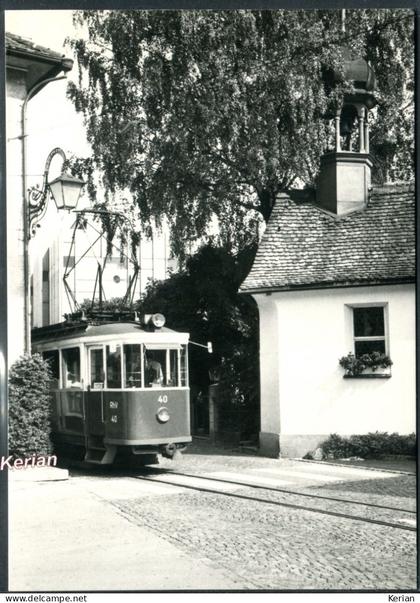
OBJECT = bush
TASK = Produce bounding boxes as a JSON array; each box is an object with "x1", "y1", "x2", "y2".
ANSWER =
[
  {"x1": 321, "y1": 433, "x2": 353, "y2": 458},
  {"x1": 8, "y1": 353, "x2": 53, "y2": 459},
  {"x1": 321, "y1": 431, "x2": 416, "y2": 459}
]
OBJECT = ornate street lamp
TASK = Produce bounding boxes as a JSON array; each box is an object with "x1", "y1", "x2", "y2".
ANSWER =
[
  {"x1": 24, "y1": 147, "x2": 85, "y2": 352},
  {"x1": 28, "y1": 147, "x2": 85, "y2": 237}
]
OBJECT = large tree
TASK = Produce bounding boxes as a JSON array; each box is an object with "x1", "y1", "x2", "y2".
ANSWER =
[
  {"x1": 68, "y1": 9, "x2": 414, "y2": 254},
  {"x1": 138, "y1": 242, "x2": 260, "y2": 438}
]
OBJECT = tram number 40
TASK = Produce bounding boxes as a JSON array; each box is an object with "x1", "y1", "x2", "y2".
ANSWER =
[{"x1": 158, "y1": 395, "x2": 168, "y2": 404}]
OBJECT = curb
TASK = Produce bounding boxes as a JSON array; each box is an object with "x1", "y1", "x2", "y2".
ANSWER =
[
  {"x1": 293, "y1": 458, "x2": 416, "y2": 476},
  {"x1": 10, "y1": 466, "x2": 69, "y2": 482}
]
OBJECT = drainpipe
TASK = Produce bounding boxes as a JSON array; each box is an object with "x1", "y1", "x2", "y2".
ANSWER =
[{"x1": 21, "y1": 75, "x2": 68, "y2": 353}]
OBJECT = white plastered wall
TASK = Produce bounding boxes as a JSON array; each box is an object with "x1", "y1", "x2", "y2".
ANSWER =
[{"x1": 255, "y1": 283, "x2": 415, "y2": 453}]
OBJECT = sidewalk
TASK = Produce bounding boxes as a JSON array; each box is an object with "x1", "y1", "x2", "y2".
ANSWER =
[{"x1": 9, "y1": 477, "x2": 243, "y2": 591}]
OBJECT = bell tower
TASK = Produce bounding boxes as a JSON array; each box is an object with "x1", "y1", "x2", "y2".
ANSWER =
[{"x1": 317, "y1": 50, "x2": 377, "y2": 215}]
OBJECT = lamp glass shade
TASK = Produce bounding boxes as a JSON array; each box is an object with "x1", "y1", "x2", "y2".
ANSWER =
[{"x1": 48, "y1": 172, "x2": 85, "y2": 211}]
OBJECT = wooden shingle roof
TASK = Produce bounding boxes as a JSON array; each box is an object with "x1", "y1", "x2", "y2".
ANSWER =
[
  {"x1": 6, "y1": 32, "x2": 73, "y2": 92},
  {"x1": 240, "y1": 183, "x2": 415, "y2": 293},
  {"x1": 5, "y1": 32, "x2": 66, "y2": 62}
]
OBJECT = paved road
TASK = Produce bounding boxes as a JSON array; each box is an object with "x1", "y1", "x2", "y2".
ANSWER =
[{"x1": 9, "y1": 451, "x2": 417, "y2": 591}]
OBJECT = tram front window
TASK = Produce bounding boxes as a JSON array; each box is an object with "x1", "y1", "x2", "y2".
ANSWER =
[
  {"x1": 180, "y1": 345, "x2": 188, "y2": 386},
  {"x1": 145, "y1": 350, "x2": 165, "y2": 387},
  {"x1": 143, "y1": 346, "x2": 182, "y2": 388},
  {"x1": 62, "y1": 347, "x2": 81, "y2": 388},
  {"x1": 121, "y1": 344, "x2": 186, "y2": 389},
  {"x1": 169, "y1": 349, "x2": 178, "y2": 386},
  {"x1": 124, "y1": 344, "x2": 142, "y2": 388}
]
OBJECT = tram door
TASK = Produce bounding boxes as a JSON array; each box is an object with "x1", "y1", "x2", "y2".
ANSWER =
[{"x1": 86, "y1": 346, "x2": 105, "y2": 436}]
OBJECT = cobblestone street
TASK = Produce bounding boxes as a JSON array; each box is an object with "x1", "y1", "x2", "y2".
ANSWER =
[
  {"x1": 72, "y1": 447, "x2": 417, "y2": 591},
  {"x1": 114, "y1": 490, "x2": 415, "y2": 590},
  {"x1": 9, "y1": 446, "x2": 417, "y2": 591}
]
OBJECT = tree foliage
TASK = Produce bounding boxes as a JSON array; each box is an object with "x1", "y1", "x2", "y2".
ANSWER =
[
  {"x1": 137, "y1": 243, "x2": 260, "y2": 436},
  {"x1": 68, "y1": 9, "x2": 414, "y2": 254}
]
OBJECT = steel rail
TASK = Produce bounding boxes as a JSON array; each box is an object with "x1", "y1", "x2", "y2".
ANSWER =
[
  {"x1": 133, "y1": 475, "x2": 416, "y2": 532},
  {"x1": 145, "y1": 469, "x2": 416, "y2": 515}
]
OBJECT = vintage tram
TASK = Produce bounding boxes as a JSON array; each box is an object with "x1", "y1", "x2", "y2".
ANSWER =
[{"x1": 32, "y1": 312, "x2": 191, "y2": 465}]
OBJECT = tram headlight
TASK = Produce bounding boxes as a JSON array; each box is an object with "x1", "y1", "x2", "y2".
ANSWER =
[
  {"x1": 151, "y1": 313, "x2": 166, "y2": 328},
  {"x1": 156, "y1": 407, "x2": 170, "y2": 423},
  {"x1": 143, "y1": 313, "x2": 166, "y2": 329}
]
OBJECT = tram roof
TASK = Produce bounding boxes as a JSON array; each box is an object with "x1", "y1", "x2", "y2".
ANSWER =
[{"x1": 32, "y1": 320, "x2": 185, "y2": 344}]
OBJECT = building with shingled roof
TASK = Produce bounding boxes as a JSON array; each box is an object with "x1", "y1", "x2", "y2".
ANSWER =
[{"x1": 240, "y1": 53, "x2": 415, "y2": 458}]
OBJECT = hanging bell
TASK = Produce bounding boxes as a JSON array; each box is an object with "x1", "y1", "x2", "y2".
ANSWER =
[{"x1": 339, "y1": 105, "x2": 357, "y2": 136}]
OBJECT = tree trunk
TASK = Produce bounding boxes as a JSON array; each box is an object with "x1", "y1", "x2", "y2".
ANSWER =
[{"x1": 258, "y1": 188, "x2": 278, "y2": 222}]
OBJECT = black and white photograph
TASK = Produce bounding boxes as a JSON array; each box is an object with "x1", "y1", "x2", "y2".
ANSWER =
[{"x1": 1, "y1": 5, "x2": 417, "y2": 594}]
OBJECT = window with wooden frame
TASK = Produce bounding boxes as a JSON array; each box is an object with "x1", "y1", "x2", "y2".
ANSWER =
[{"x1": 352, "y1": 305, "x2": 388, "y2": 357}]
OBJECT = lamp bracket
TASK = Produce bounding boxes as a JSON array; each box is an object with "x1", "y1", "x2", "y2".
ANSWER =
[{"x1": 28, "y1": 147, "x2": 67, "y2": 237}]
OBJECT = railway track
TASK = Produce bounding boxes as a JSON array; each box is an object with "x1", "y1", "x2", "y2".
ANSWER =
[{"x1": 133, "y1": 469, "x2": 416, "y2": 533}]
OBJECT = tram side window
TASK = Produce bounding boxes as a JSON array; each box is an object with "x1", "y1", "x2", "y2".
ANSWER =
[
  {"x1": 42, "y1": 350, "x2": 60, "y2": 387},
  {"x1": 106, "y1": 344, "x2": 122, "y2": 388},
  {"x1": 124, "y1": 344, "x2": 142, "y2": 388},
  {"x1": 62, "y1": 347, "x2": 81, "y2": 388}
]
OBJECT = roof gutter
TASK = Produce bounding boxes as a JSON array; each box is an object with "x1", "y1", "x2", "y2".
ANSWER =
[{"x1": 239, "y1": 277, "x2": 416, "y2": 296}]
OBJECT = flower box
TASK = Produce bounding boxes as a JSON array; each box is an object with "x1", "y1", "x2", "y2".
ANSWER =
[{"x1": 339, "y1": 352, "x2": 393, "y2": 378}]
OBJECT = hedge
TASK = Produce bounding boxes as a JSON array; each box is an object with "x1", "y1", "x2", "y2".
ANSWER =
[
  {"x1": 319, "y1": 432, "x2": 416, "y2": 459},
  {"x1": 8, "y1": 353, "x2": 53, "y2": 459}
]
